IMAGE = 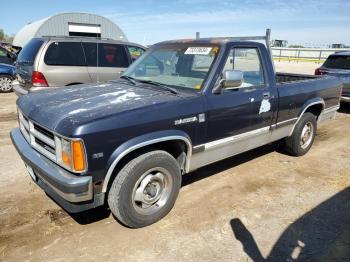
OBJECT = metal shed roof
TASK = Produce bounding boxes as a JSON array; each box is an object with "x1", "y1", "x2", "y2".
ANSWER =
[{"x1": 13, "y1": 12, "x2": 128, "y2": 47}]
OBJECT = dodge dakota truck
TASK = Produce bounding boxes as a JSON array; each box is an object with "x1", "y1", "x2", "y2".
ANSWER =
[{"x1": 11, "y1": 30, "x2": 342, "y2": 228}]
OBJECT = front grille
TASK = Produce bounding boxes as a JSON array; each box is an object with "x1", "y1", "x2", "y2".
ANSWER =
[
  {"x1": 33, "y1": 123, "x2": 55, "y2": 140},
  {"x1": 19, "y1": 111, "x2": 56, "y2": 162},
  {"x1": 34, "y1": 137, "x2": 56, "y2": 154}
]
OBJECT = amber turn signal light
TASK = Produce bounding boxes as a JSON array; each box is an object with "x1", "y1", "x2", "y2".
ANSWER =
[{"x1": 72, "y1": 141, "x2": 86, "y2": 171}]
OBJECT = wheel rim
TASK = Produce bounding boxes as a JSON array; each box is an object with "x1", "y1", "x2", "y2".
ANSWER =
[
  {"x1": 132, "y1": 167, "x2": 173, "y2": 215},
  {"x1": 0, "y1": 77, "x2": 12, "y2": 92},
  {"x1": 300, "y1": 122, "x2": 314, "y2": 149}
]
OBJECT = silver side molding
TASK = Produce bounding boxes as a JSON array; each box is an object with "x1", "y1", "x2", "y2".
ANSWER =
[
  {"x1": 271, "y1": 118, "x2": 298, "y2": 128},
  {"x1": 190, "y1": 123, "x2": 294, "y2": 171},
  {"x1": 203, "y1": 126, "x2": 270, "y2": 150}
]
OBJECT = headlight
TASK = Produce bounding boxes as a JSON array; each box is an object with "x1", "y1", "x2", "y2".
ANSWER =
[{"x1": 55, "y1": 136, "x2": 87, "y2": 173}]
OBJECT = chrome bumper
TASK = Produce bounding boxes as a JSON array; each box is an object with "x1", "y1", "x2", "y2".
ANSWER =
[{"x1": 11, "y1": 128, "x2": 93, "y2": 203}]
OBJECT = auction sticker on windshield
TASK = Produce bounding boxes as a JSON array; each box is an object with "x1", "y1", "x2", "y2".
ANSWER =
[{"x1": 185, "y1": 47, "x2": 212, "y2": 55}]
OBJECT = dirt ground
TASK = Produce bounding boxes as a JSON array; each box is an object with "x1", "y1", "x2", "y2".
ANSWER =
[
  {"x1": 1, "y1": 62, "x2": 350, "y2": 261},
  {"x1": 274, "y1": 60, "x2": 321, "y2": 75}
]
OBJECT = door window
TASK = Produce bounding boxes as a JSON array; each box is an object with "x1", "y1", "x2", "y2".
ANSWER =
[
  {"x1": 44, "y1": 42, "x2": 85, "y2": 66},
  {"x1": 82, "y1": 42, "x2": 98, "y2": 67},
  {"x1": 223, "y1": 48, "x2": 265, "y2": 87},
  {"x1": 83, "y1": 43, "x2": 129, "y2": 68},
  {"x1": 99, "y1": 44, "x2": 129, "y2": 67}
]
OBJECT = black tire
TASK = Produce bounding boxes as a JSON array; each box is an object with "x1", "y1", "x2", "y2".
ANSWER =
[
  {"x1": 0, "y1": 75, "x2": 13, "y2": 93},
  {"x1": 284, "y1": 112, "x2": 317, "y2": 156},
  {"x1": 108, "y1": 150, "x2": 181, "y2": 228}
]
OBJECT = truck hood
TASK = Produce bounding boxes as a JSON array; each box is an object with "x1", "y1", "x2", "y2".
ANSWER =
[{"x1": 17, "y1": 81, "x2": 185, "y2": 135}]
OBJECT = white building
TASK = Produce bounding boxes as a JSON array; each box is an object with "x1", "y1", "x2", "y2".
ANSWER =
[{"x1": 13, "y1": 12, "x2": 128, "y2": 47}]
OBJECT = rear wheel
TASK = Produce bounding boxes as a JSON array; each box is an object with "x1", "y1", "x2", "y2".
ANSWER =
[
  {"x1": 284, "y1": 112, "x2": 317, "y2": 156},
  {"x1": 0, "y1": 75, "x2": 13, "y2": 93},
  {"x1": 108, "y1": 150, "x2": 181, "y2": 228}
]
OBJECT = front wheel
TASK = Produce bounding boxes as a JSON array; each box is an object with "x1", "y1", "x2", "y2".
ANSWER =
[
  {"x1": 107, "y1": 150, "x2": 182, "y2": 228},
  {"x1": 284, "y1": 112, "x2": 317, "y2": 156}
]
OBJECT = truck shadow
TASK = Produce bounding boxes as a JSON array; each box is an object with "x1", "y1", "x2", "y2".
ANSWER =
[
  {"x1": 230, "y1": 187, "x2": 350, "y2": 261},
  {"x1": 339, "y1": 102, "x2": 350, "y2": 114},
  {"x1": 69, "y1": 205, "x2": 111, "y2": 225}
]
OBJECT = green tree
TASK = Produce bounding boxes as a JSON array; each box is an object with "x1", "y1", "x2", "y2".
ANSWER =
[{"x1": 0, "y1": 29, "x2": 4, "y2": 41}]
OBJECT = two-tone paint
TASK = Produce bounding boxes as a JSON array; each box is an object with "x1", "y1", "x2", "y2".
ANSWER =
[{"x1": 12, "y1": 39, "x2": 342, "y2": 212}]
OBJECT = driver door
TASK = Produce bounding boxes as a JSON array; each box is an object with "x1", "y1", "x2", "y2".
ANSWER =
[{"x1": 193, "y1": 45, "x2": 275, "y2": 168}]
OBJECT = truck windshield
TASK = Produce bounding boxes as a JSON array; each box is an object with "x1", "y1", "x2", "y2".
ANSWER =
[
  {"x1": 324, "y1": 55, "x2": 350, "y2": 70},
  {"x1": 123, "y1": 45, "x2": 220, "y2": 91}
]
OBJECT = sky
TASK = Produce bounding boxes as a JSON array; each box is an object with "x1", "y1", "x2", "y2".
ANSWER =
[{"x1": 1, "y1": 0, "x2": 350, "y2": 46}]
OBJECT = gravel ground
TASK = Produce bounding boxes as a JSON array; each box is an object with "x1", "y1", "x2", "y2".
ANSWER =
[{"x1": 1, "y1": 62, "x2": 349, "y2": 261}]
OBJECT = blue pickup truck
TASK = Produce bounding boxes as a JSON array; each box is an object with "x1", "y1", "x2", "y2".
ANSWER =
[{"x1": 11, "y1": 31, "x2": 342, "y2": 228}]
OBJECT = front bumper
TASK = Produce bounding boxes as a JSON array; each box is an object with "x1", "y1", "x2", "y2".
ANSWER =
[{"x1": 11, "y1": 128, "x2": 104, "y2": 213}]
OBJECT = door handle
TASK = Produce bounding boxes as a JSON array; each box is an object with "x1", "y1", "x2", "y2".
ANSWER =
[{"x1": 263, "y1": 92, "x2": 270, "y2": 99}]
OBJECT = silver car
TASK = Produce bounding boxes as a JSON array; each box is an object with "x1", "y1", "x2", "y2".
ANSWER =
[{"x1": 13, "y1": 37, "x2": 145, "y2": 96}]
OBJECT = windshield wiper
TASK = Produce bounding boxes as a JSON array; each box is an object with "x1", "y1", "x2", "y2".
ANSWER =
[
  {"x1": 136, "y1": 79, "x2": 179, "y2": 95},
  {"x1": 120, "y1": 75, "x2": 137, "y2": 85}
]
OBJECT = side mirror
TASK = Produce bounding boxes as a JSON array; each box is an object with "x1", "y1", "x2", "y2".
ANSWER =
[{"x1": 221, "y1": 70, "x2": 244, "y2": 89}]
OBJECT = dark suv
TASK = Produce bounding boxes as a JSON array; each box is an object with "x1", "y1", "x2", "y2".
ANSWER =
[
  {"x1": 315, "y1": 51, "x2": 350, "y2": 103},
  {"x1": 13, "y1": 37, "x2": 146, "y2": 96}
]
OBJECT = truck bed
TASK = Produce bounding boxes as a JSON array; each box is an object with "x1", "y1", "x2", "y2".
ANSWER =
[{"x1": 276, "y1": 72, "x2": 319, "y2": 84}]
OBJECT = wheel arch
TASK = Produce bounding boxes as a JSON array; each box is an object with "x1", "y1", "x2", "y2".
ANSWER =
[
  {"x1": 288, "y1": 98, "x2": 325, "y2": 136},
  {"x1": 0, "y1": 73, "x2": 15, "y2": 79},
  {"x1": 102, "y1": 130, "x2": 192, "y2": 193}
]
